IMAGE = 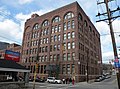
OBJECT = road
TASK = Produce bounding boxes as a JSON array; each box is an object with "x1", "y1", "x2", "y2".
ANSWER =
[{"x1": 27, "y1": 75, "x2": 118, "y2": 89}]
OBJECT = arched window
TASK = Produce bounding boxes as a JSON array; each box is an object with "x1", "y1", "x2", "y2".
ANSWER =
[
  {"x1": 89, "y1": 26, "x2": 92, "y2": 32},
  {"x1": 42, "y1": 20, "x2": 49, "y2": 27},
  {"x1": 52, "y1": 16, "x2": 61, "y2": 23},
  {"x1": 64, "y1": 12, "x2": 74, "y2": 20},
  {"x1": 78, "y1": 13, "x2": 83, "y2": 21},
  {"x1": 33, "y1": 23, "x2": 39, "y2": 30},
  {"x1": 84, "y1": 20, "x2": 88, "y2": 27}
]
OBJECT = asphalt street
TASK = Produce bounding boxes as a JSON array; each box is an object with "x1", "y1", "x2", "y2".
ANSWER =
[{"x1": 27, "y1": 75, "x2": 118, "y2": 89}]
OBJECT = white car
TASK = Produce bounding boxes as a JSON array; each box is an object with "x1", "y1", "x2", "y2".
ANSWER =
[{"x1": 47, "y1": 77, "x2": 62, "y2": 84}]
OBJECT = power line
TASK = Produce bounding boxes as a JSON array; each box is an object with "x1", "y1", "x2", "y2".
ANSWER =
[
  {"x1": 0, "y1": 35, "x2": 21, "y2": 44},
  {"x1": 100, "y1": 31, "x2": 120, "y2": 36}
]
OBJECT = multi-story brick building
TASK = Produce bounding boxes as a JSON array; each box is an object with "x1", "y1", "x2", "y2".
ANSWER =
[{"x1": 21, "y1": 2, "x2": 102, "y2": 82}]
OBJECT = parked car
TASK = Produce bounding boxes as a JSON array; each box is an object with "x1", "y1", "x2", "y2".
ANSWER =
[
  {"x1": 35, "y1": 77, "x2": 45, "y2": 82},
  {"x1": 29, "y1": 77, "x2": 45, "y2": 82},
  {"x1": 94, "y1": 76, "x2": 102, "y2": 82},
  {"x1": 47, "y1": 77, "x2": 62, "y2": 84}
]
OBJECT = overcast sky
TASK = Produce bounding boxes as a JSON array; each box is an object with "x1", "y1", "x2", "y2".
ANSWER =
[{"x1": 0, "y1": 0, "x2": 120, "y2": 63}]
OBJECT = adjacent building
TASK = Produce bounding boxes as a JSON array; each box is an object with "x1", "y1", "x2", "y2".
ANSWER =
[
  {"x1": 0, "y1": 43, "x2": 21, "y2": 59},
  {"x1": 21, "y1": 2, "x2": 102, "y2": 82}
]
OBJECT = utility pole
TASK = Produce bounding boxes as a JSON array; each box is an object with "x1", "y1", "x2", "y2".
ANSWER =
[{"x1": 96, "y1": 0, "x2": 120, "y2": 88}]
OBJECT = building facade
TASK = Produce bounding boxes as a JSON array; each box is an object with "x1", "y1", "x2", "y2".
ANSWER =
[
  {"x1": 21, "y1": 2, "x2": 102, "y2": 82},
  {"x1": 0, "y1": 43, "x2": 21, "y2": 59}
]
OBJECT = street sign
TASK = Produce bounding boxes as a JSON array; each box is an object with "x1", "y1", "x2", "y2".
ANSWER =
[{"x1": 114, "y1": 59, "x2": 120, "y2": 68}]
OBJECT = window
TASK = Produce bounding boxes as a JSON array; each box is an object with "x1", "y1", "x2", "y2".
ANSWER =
[
  {"x1": 67, "y1": 53, "x2": 71, "y2": 60},
  {"x1": 58, "y1": 35, "x2": 61, "y2": 41},
  {"x1": 40, "y1": 39, "x2": 42, "y2": 44},
  {"x1": 52, "y1": 26, "x2": 54, "y2": 34},
  {"x1": 52, "y1": 16, "x2": 61, "y2": 23},
  {"x1": 63, "y1": 53, "x2": 66, "y2": 61},
  {"x1": 72, "y1": 52, "x2": 75, "y2": 60},
  {"x1": 45, "y1": 56, "x2": 48, "y2": 61},
  {"x1": 89, "y1": 26, "x2": 92, "y2": 32},
  {"x1": 43, "y1": 38, "x2": 46, "y2": 44},
  {"x1": 71, "y1": 32, "x2": 75, "y2": 38},
  {"x1": 64, "y1": 23, "x2": 67, "y2": 31},
  {"x1": 67, "y1": 21, "x2": 71, "y2": 29},
  {"x1": 46, "y1": 38, "x2": 48, "y2": 43},
  {"x1": 63, "y1": 33, "x2": 67, "y2": 40},
  {"x1": 78, "y1": 13, "x2": 83, "y2": 21},
  {"x1": 67, "y1": 64, "x2": 70, "y2": 74},
  {"x1": 54, "y1": 45, "x2": 57, "y2": 51},
  {"x1": 63, "y1": 43, "x2": 66, "y2": 50},
  {"x1": 71, "y1": 64, "x2": 75, "y2": 74},
  {"x1": 84, "y1": 20, "x2": 87, "y2": 27},
  {"x1": 57, "y1": 54, "x2": 60, "y2": 60},
  {"x1": 45, "y1": 46, "x2": 48, "y2": 52},
  {"x1": 42, "y1": 20, "x2": 49, "y2": 27},
  {"x1": 57, "y1": 44, "x2": 60, "y2": 50},
  {"x1": 64, "y1": 12, "x2": 74, "y2": 19},
  {"x1": 50, "y1": 45, "x2": 52, "y2": 52},
  {"x1": 67, "y1": 42, "x2": 71, "y2": 49},
  {"x1": 55, "y1": 25, "x2": 58, "y2": 33},
  {"x1": 51, "y1": 36, "x2": 53, "y2": 42},
  {"x1": 53, "y1": 55, "x2": 56, "y2": 61},
  {"x1": 62, "y1": 64, "x2": 66, "y2": 74},
  {"x1": 54, "y1": 35, "x2": 57, "y2": 42},
  {"x1": 58, "y1": 24, "x2": 61, "y2": 32},
  {"x1": 72, "y1": 42, "x2": 75, "y2": 49},
  {"x1": 67, "y1": 32, "x2": 71, "y2": 39},
  {"x1": 33, "y1": 23, "x2": 39, "y2": 30},
  {"x1": 50, "y1": 55, "x2": 52, "y2": 61},
  {"x1": 71, "y1": 20, "x2": 75, "y2": 28}
]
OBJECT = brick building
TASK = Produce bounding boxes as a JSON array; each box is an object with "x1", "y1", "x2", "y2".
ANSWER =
[
  {"x1": 21, "y1": 2, "x2": 102, "y2": 82},
  {"x1": 0, "y1": 43, "x2": 21, "y2": 59}
]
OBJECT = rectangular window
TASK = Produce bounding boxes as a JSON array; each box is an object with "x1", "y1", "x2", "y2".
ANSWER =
[
  {"x1": 67, "y1": 53, "x2": 71, "y2": 60},
  {"x1": 71, "y1": 20, "x2": 75, "y2": 28},
  {"x1": 41, "y1": 65, "x2": 43, "y2": 73},
  {"x1": 44, "y1": 65, "x2": 46, "y2": 74},
  {"x1": 63, "y1": 43, "x2": 66, "y2": 50},
  {"x1": 54, "y1": 45, "x2": 57, "y2": 51},
  {"x1": 58, "y1": 35, "x2": 60, "y2": 41},
  {"x1": 67, "y1": 32, "x2": 71, "y2": 39},
  {"x1": 72, "y1": 52, "x2": 75, "y2": 60},
  {"x1": 63, "y1": 33, "x2": 66, "y2": 40},
  {"x1": 50, "y1": 55, "x2": 52, "y2": 61},
  {"x1": 57, "y1": 54, "x2": 60, "y2": 60},
  {"x1": 46, "y1": 38, "x2": 48, "y2": 43},
  {"x1": 40, "y1": 39, "x2": 42, "y2": 44},
  {"x1": 52, "y1": 26, "x2": 54, "y2": 34},
  {"x1": 71, "y1": 32, "x2": 75, "y2": 38},
  {"x1": 50, "y1": 45, "x2": 52, "y2": 52},
  {"x1": 54, "y1": 35, "x2": 57, "y2": 42},
  {"x1": 51, "y1": 36, "x2": 53, "y2": 42},
  {"x1": 67, "y1": 21, "x2": 71, "y2": 29},
  {"x1": 62, "y1": 64, "x2": 66, "y2": 74},
  {"x1": 53, "y1": 55, "x2": 56, "y2": 61},
  {"x1": 72, "y1": 42, "x2": 75, "y2": 49},
  {"x1": 67, "y1": 42, "x2": 71, "y2": 49},
  {"x1": 67, "y1": 64, "x2": 70, "y2": 74},
  {"x1": 64, "y1": 23, "x2": 66, "y2": 30},
  {"x1": 71, "y1": 64, "x2": 75, "y2": 74},
  {"x1": 63, "y1": 53, "x2": 66, "y2": 61},
  {"x1": 57, "y1": 44, "x2": 60, "y2": 50},
  {"x1": 55, "y1": 25, "x2": 58, "y2": 33},
  {"x1": 58, "y1": 24, "x2": 61, "y2": 32}
]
